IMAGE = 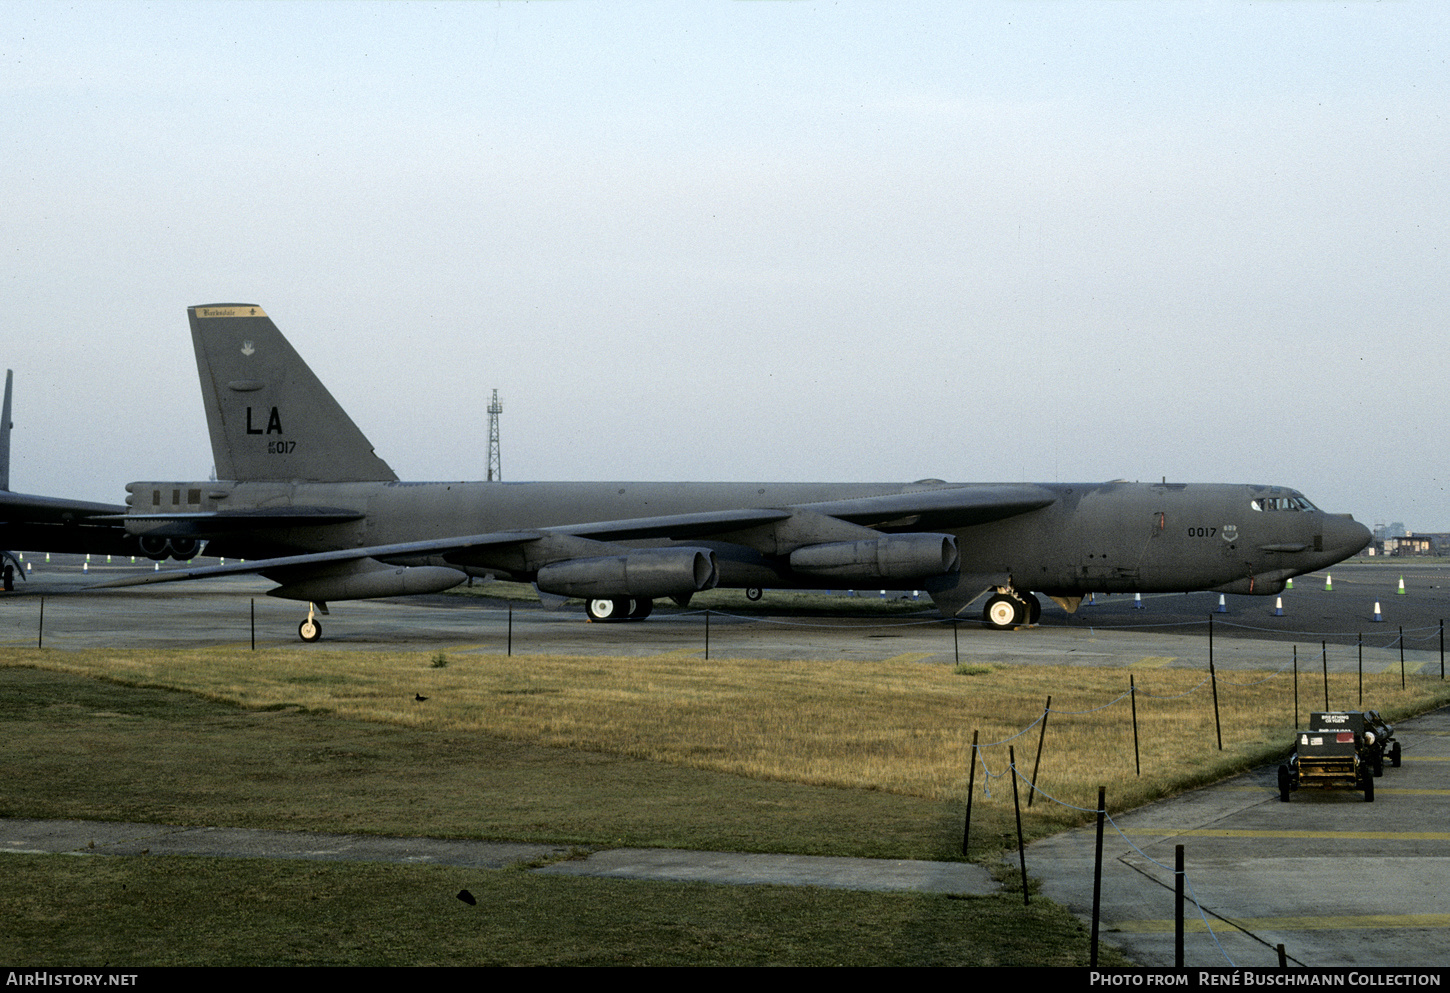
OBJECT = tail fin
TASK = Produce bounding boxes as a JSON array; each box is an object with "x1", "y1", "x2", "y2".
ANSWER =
[
  {"x1": 189, "y1": 304, "x2": 397, "y2": 482},
  {"x1": 1, "y1": 369, "x2": 12, "y2": 492}
]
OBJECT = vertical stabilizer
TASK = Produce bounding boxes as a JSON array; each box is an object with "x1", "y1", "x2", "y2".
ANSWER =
[
  {"x1": 189, "y1": 304, "x2": 397, "y2": 482},
  {"x1": 1, "y1": 369, "x2": 12, "y2": 491}
]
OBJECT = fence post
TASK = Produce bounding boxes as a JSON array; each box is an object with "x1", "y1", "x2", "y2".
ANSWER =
[
  {"x1": 1009, "y1": 745, "x2": 1029, "y2": 906},
  {"x1": 962, "y1": 729, "x2": 978, "y2": 856},
  {"x1": 1175, "y1": 844, "x2": 1186, "y2": 968},
  {"x1": 1209, "y1": 652, "x2": 1222, "y2": 751},
  {"x1": 1091, "y1": 785, "x2": 1106, "y2": 967},
  {"x1": 1027, "y1": 695, "x2": 1050, "y2": 807},
  {"x1": 1130, "y1": 674, "x2": 1140, "y2": 776}
]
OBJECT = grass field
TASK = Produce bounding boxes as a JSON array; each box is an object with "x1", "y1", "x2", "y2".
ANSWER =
[{"x1": 3, "y1": 645, "x2": 1446, "y2": 966}]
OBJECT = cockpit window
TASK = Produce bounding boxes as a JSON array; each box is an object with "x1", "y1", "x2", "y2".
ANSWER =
[{"x1": 1251, "y1": 494, "x2": 1318, "y2": 512}]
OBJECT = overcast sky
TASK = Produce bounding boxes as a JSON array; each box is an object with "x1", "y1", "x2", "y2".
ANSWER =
[{"x1": 3, "y1": 2, "x2": 1446, "y2": 529}]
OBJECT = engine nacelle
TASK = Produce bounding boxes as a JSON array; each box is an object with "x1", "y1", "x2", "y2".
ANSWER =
[
  {"x1": 167, "y1": 537, "x2": 201, "y2": 561},
  {"x1": 535, "y1": 547, "x2": 718, "y2": 599},
  {"x1": 789, "y1": 533, "x2": 959, "y2": 581},
  {"x1": 268, "y1": 562, "x2": 467, "y2": 602},
  {"x1": 138, "y1": 535, "x2": 171, "y2": 561}
]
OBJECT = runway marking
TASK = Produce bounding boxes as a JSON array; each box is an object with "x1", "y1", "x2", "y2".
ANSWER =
[
  {"x1": 1111, "y1": 913, "x2": 1450, "y2": 933},
  {"x1": 1404, "y1": 756, "x2": 1450, "y2": 762},
  {"x1": 1132, "y1": 656, "x2": 1176, "y2": 668},
  {"x1": 1214, "y1": 783, "x2": 1450, "y2": 796},
  {"x1": 1121, "y1": 828, "x2": 1450, "y2": 840},
  {"x1": 882, "y1": 652, "x2": 937, "y2": 665}
]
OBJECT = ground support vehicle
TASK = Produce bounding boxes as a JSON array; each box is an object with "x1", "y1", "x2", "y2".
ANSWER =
[
  {"x1": 1361, "y1": 709, "x2": 1401, "y2": 774},
  {"x1": 1278, "y1": 712, "x2": 1376, "y2": 802}
]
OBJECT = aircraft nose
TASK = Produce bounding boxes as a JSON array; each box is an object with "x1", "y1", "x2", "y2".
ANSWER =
[{"x1": 1324, "y1": 514, "x2": 1372, "y2": 560}]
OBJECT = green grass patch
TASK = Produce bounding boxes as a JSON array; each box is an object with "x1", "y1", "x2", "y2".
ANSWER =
[
  {"x1": 4, "y1": 647, "x2": 1447, "y2": 967},
  {"x1": 0, "y1": 853, "x2": 1122, "y2": 966}
]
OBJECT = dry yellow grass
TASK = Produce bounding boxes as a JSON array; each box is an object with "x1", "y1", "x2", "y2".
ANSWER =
[{"x1": 9, "y1": 647, "x2": 1447, "y2": 827}]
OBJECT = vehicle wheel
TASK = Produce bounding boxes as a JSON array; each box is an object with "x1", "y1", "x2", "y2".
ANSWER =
[
  {"x1": 628, "y1": 598, "x2": 654, "y2": 620},
  {"x1": 1391, "y1": 742, "x2": 1402, "y2": 768},
  {"x1": 1363, "y1": 772, "x2": 1375, "y2": 802},
  {"x1": 745, "y1": 587, "x2": 763, "y2": 602},
  {"x1": 1278, "y1": 765, "x2": 1292, "y2": 802},
  {"x1": 298, "y1": 618, "x2": 322, "y2": 643},
  {"x1": 1374, "y1": 756, "x2": 1384, "y2": 777},
  {"x1": 982, "y1": 594, "x2": 1024, "y2": 629},
  {"x1": 586, "y1": 598, "x2": 631, "y2": 622},
  {"x1": 1022, "y1": 591, "x2": 1042, "y2": 625}
]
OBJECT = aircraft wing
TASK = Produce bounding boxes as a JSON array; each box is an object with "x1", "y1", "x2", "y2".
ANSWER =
[
  {"x1": 551, "y1": 486, "x2": 1054, "y2": 541},
  {"x1": 93, "y1": 506, "x2": 367, "y2": 535},
  {"x1": 0, "y1": 489, "x2": 134, "y2": 556},
  {"x1": 88, "y1": 485, "x2": 1055, "y2": 590},
  {"x1": 87, "y1": 529, "x2": 548, "y2": 588}
]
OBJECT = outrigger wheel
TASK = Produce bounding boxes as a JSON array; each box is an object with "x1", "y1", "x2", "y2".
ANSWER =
[{"x1": 299, "y1": 603, "x2": 322, "y2": 643}]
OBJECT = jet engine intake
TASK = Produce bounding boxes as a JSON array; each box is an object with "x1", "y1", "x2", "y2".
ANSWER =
[
  {"x1": 138, "y1": 535, "x2": 171, "y2": 561},
  {"x1": 167, "y1": 537, "x2": 201, "y2": 561},
  {"x1": 535, "y1": 547, "x2": 718, "y2": 599},
  {"x1": 788, "y1": 533, "x2": 959, "y2": 581}
]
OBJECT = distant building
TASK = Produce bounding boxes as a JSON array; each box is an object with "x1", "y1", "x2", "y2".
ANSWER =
[{"x1": 1384, "y1": 534, "x2": 1435, "y2": 557}]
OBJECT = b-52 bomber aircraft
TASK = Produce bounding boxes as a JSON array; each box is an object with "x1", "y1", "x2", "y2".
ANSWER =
[{"x1": 95, "y1": 303, "x2": 1371, "y2": 642}]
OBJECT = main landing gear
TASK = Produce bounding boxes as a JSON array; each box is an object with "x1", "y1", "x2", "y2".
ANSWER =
[
  {"x1": 585, "y1": 598, "x2": 654, "y2": 622},
  {"x1": 981, "y1": 589, "x2": 1042, "y2": 630}
]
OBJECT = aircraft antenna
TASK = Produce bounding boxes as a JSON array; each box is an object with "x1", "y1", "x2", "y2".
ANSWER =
[{"x1": 486, "y1": 389, "x2": 502, "y2": 481}]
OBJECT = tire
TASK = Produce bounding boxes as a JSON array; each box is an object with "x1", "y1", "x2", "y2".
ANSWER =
[
  {"x1": 628, "y1": 598, "x2": 654, "y2": 620},
  {"x1": 1278, "y1": 765, "x2": 1292, "y2": 802},
  {"x1": 298, "y1": 618, "x2": 322, "y2": 643},
  {"x1": 745, "y1": 588, "x2": 763, "y2": 602},
  {"x1": 1391, "y1": 742, "x2": 1402, "y2": 768},
  {"x1": 1363, "y1": 771, "x2": 1375, "y2": 803},
  {"x1": 982, "y1": 594, "x2": 1024, "y2": 629},
  {"x1": 586, "y1": 598, "x2": 631, "y2": 622},
  {"x1": 1022, "y1": 592, "x2": 1042, "y2": 625}
]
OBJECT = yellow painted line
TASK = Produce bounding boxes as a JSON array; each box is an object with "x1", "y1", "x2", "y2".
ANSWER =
[
  {"x1": 1212, "y1": 785, "x2": 1450, "y2": 795},
  {"x1": 1112, "y1": 913, "x2": 1450, "y2": 933},
  {"x1": 883, "y1": 652, "x2": 937, "y2": 664},
  {"x1": 1132, "y1": 656, "x2": 1176, "y2": 668},
  {"x1": 1404, "y1": 756, "x2": 1450, "y2": 762},
  {"x1": 1121, "y1": 828, "x2": 1450, "y2": 840}
]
